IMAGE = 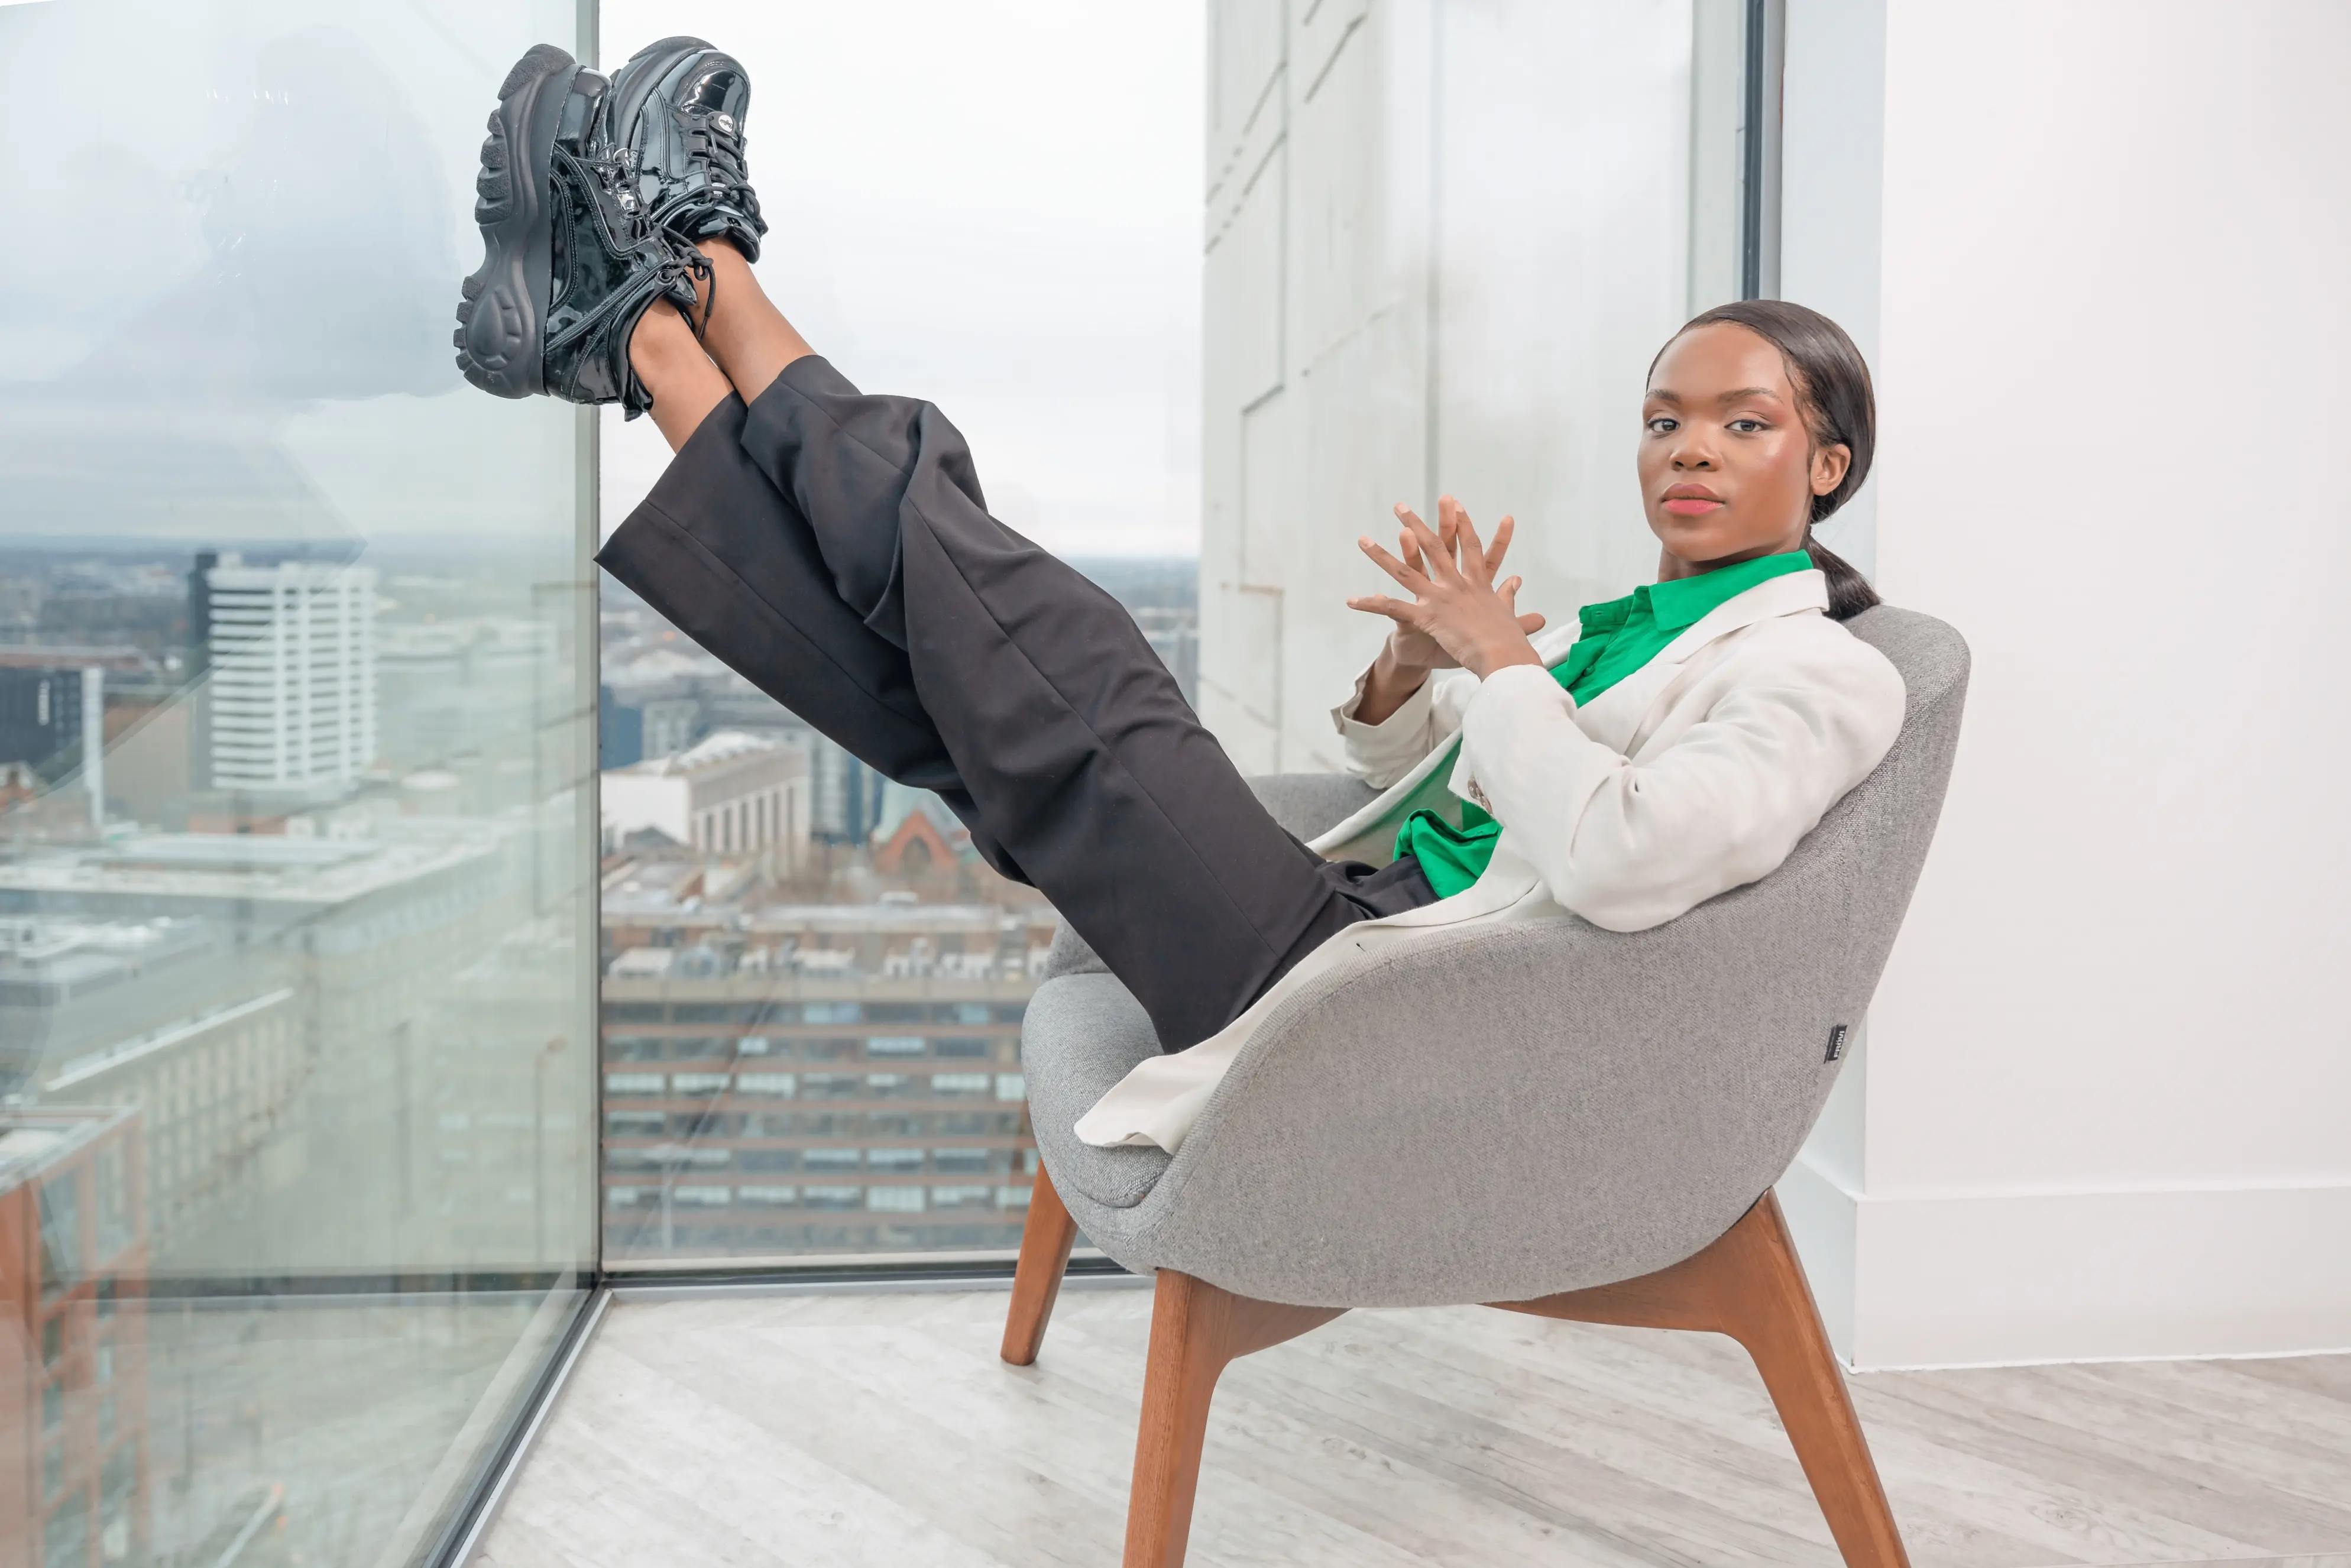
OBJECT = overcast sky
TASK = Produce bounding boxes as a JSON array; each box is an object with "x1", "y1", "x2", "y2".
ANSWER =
[{"x1": 599, "y1": 1, "x2": 1206, "y2": 558}]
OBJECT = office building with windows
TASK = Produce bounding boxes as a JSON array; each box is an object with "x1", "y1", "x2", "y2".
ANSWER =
[
  {"x1": 600, "y1": 729, "x2": 811, "y2": 863},
  {"x1": 200, "y1": 561, "x2": 378, "y2": 793}
]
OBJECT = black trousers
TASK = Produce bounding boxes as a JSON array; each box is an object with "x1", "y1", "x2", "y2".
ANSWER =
[{"x1": 595, "y1": 357, "x2": 1434, "y2": 1051}]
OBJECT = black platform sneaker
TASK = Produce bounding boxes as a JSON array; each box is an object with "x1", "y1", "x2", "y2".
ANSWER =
[
  {"x1": 455, "y1": 44, "x2": 708, "y2": 416},
  {"x1": 603, "y1": 36, "x2": 768, "y2": 263}
]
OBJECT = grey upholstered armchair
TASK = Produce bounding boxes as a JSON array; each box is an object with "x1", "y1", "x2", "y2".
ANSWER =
[{"x1": 1001, "y1": 605, "x2": 1968, "y2": 1568}]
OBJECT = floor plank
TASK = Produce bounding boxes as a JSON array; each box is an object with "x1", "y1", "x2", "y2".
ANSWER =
[{"x1": 475, "y1": 1291, "x2": 2351, "y2": 1568}]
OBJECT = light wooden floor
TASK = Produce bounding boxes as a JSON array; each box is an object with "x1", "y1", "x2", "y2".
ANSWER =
[{"x1": 474, "y1": 1284, "x2": 2351, "y2": 1568}]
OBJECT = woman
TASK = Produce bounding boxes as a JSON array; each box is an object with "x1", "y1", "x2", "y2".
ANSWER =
[{"x1": 458, "y1": 40, "x2": 1903, "y2": 1149}]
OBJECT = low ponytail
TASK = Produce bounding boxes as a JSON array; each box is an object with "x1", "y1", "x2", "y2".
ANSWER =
[
  {"x1": 1664, "y1": 299, "x2": 1883, "y2": 621},
  {"x1": 1804, "y1": 534, "x2": 1881, "y2": 621}
]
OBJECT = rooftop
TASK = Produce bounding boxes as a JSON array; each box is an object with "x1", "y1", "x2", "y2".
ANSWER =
[
  {"x1": 0, "y1": 822, "x2": 503, "y2": 908},
  {"x1": 0, "y1": 1105, "x2": 130, "y2": 1190},
  {"x1": 613, "y1": 729, "x2": 795, "y2": 779}
]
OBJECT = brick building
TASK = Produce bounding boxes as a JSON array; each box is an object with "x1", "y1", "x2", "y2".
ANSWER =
[{"x1": 0, "y1": 1107, "x2": 148, "y2": 1568}]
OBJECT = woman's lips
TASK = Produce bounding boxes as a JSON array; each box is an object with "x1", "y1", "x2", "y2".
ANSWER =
[{"x1": 1662, "y1": 497, "x2": 1724, "y2": 515}]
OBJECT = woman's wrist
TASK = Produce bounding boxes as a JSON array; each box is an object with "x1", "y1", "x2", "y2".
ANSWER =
[
  {"x1": 1463, "y1": 639, "x2": 1544, "y2": 681},
  {"x1": 1355, "y1": 643, "x2": 1430, "y2": 726}
]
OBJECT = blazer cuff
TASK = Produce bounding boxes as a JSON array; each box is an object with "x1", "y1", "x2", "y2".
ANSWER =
[
  {"x1": 1452, "y1": 662, "x2": 1578, "y2": 811},
  {"x1": 1330, "y1": 660, "x2": 1438, "y2": 740}
]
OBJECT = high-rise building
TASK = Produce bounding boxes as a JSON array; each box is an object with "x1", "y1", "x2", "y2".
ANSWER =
[
  {"x1": 0, "y1": 666, "x2": 83, "y2": 768},
  {"x1": 597, "y1": 684, "x2": 644, "y2": 770},
  {"x1": 801, "y1": 733, "x2": 883, "y2": 845},
  {"x1": 202, "y1": 562, "x2": 377, "y2": 792}
]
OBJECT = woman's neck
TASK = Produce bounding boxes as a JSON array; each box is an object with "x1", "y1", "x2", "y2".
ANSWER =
[{"x1": 1657, "y1": 530, "x2": 1809, "y2": 582}]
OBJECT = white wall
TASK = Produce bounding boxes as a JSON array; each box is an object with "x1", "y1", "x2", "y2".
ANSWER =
[
  {"x1": 1199, "y1": 0, "x2": 1740, "y2": 773},
  {"x1": 1780, "y1": 0, "x2": 2351, "y2": 1367}
]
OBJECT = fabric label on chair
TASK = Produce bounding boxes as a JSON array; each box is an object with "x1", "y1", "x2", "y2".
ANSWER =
[{"x1": 1825, "y1": 1024, "x2": 1850, "y2": 1062}]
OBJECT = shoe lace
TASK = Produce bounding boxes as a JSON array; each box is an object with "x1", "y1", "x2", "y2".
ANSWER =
[
  {"x1": 547, "y1": 148, "x2": 716, "y2": 352},
  {"x1": 694, "y1": 114, "x2": 751, "y2": 190},
  {"x1": 646, "y1": 111, "x2": 763, "y2": 232}
]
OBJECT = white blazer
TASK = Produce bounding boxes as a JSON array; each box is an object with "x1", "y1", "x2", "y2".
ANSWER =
[{"x1": 1074, "y1": 567, "x2": 1906, "y2": 1153}]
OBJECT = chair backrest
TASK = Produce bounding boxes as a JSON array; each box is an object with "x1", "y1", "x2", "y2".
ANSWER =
[{"x1": 1131, "y1": 606, "x2": 1971, "y2": 1307}]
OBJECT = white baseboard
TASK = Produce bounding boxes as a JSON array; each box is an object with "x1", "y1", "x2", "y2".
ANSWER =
[{"x1": 1778, "y1": 1157, "x2": 2351, "y2": 1371}]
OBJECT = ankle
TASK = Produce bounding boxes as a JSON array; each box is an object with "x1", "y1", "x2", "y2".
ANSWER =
[{"x1": 629, "y1": 299, "x2": 700, "y2": 373}]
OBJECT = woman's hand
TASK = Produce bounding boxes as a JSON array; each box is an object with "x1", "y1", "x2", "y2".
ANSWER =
[{"x1": 1349, "y1": 497, "x2": 1547, "y2": 702}]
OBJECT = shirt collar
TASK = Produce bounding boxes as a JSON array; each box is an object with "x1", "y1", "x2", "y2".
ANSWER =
[{"x1": 1621, "y1": 549, "x2": 1814, "y2": 633}]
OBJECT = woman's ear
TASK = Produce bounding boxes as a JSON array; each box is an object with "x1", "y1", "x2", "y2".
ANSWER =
[{"x1": 1811, "y1": 441, "x2": 1853, "y2": 498}]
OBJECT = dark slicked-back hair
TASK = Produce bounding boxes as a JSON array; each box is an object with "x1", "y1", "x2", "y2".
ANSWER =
[{"x1": 1655, "y1": 299, "x2": 1882, "y2": 620}]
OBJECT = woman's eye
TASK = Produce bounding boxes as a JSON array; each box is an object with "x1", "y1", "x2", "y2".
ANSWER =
[
  {"x1": 1728, "y1": 417, "x2": 1767, "y2": 433},
  {"x1": 1645, "y1": 416, "x2": 1678, "y2": 433}
]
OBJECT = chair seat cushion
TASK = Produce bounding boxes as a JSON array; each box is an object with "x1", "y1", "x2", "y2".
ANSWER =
[{"x1": 1021, "y1": 972, "x2": 1173, "y2": 1209}]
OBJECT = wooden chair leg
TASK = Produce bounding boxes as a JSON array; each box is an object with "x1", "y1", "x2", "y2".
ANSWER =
[
  {"x1": 1125, "y1": 1270, "x2": 1346, "y2": 1568},
  {"x1": 1000, "y1": 1165, "x2": 1078, "y2": 1365},
  {"x1": 1495, "y1": 1193, "x2": 1910, "y2": 1568}
]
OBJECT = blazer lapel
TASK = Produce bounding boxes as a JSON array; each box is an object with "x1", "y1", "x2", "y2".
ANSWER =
[{"x1": 1572, "y1": 569, "x2": 1829, "y2": 748}]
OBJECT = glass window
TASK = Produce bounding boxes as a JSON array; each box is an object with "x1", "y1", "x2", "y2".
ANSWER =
[
  {"x1": 734, "y1": 1073, "x2": 798, "y2": 1097},
  {"x1": 737, "y1": 1185, "x2": 798, "y2": 1206},
  {"x1": 38, "y1": 1175, "x2": 82, "y2": 1296},
  {"x1": 592, "y1": 7, "x2": 1197, "y2": 1268},
  {"x1": 1, "y1": 2, "x2": 598, "y2": 1562}
]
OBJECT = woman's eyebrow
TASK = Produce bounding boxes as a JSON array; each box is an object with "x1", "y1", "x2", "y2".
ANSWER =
[{"x1": 1644, "y1": 386, "x2": 1784, "y2": 405}]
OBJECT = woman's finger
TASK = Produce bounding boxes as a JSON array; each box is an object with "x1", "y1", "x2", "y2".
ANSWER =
[
  {"x1": 1345, "y1": 593, "x2": 1420, "y2": 626},
  {"x1": 1398, "y1": 526, "x2": 1423, "y2": 578},
  {"x1": 1453, "y1": 504, "x2": 1490, "y2": 585},
  {"x1": 1357, "y1": 535, "x2": 1432, "y2": 595},
  {"x1": 1398, "y1": 511, "x2": 1458, "y2": 584},
  {"x1": 1486, "y1": 514, "x2": 1517, "y2": 575},
  {"x1": 1497, "y1": 577, "x2": 1546, "y2": 634},
  {"x1": 1433, "y1": 497, "x2": 1461, "y2": 562}
]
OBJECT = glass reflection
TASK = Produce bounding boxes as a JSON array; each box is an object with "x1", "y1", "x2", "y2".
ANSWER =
[{"x1": 1, "y1": 2, "x2": 594, "y2": 1563}]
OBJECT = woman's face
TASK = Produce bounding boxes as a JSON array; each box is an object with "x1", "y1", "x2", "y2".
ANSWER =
[{"x1": 1638, "y1": 322, "x2": 1848, "y2": 574}]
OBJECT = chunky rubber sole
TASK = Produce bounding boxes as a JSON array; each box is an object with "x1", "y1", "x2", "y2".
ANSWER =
[{"x1": 454, "y1": 44, "x2": 580, "y2": 398}]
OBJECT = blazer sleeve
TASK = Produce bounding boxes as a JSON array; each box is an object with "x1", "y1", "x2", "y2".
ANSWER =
[
  {"x1": 1455, "y1": 635, "x2": 1906, "y2": 931},
  {"x1": 1329, "y1": 663, "x2": 1478, "y2": 789}
]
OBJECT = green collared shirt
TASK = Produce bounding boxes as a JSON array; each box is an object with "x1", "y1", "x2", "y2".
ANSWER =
[{"x1": 1397, "y1": 550, "x2": 1815, "y2": 898}]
